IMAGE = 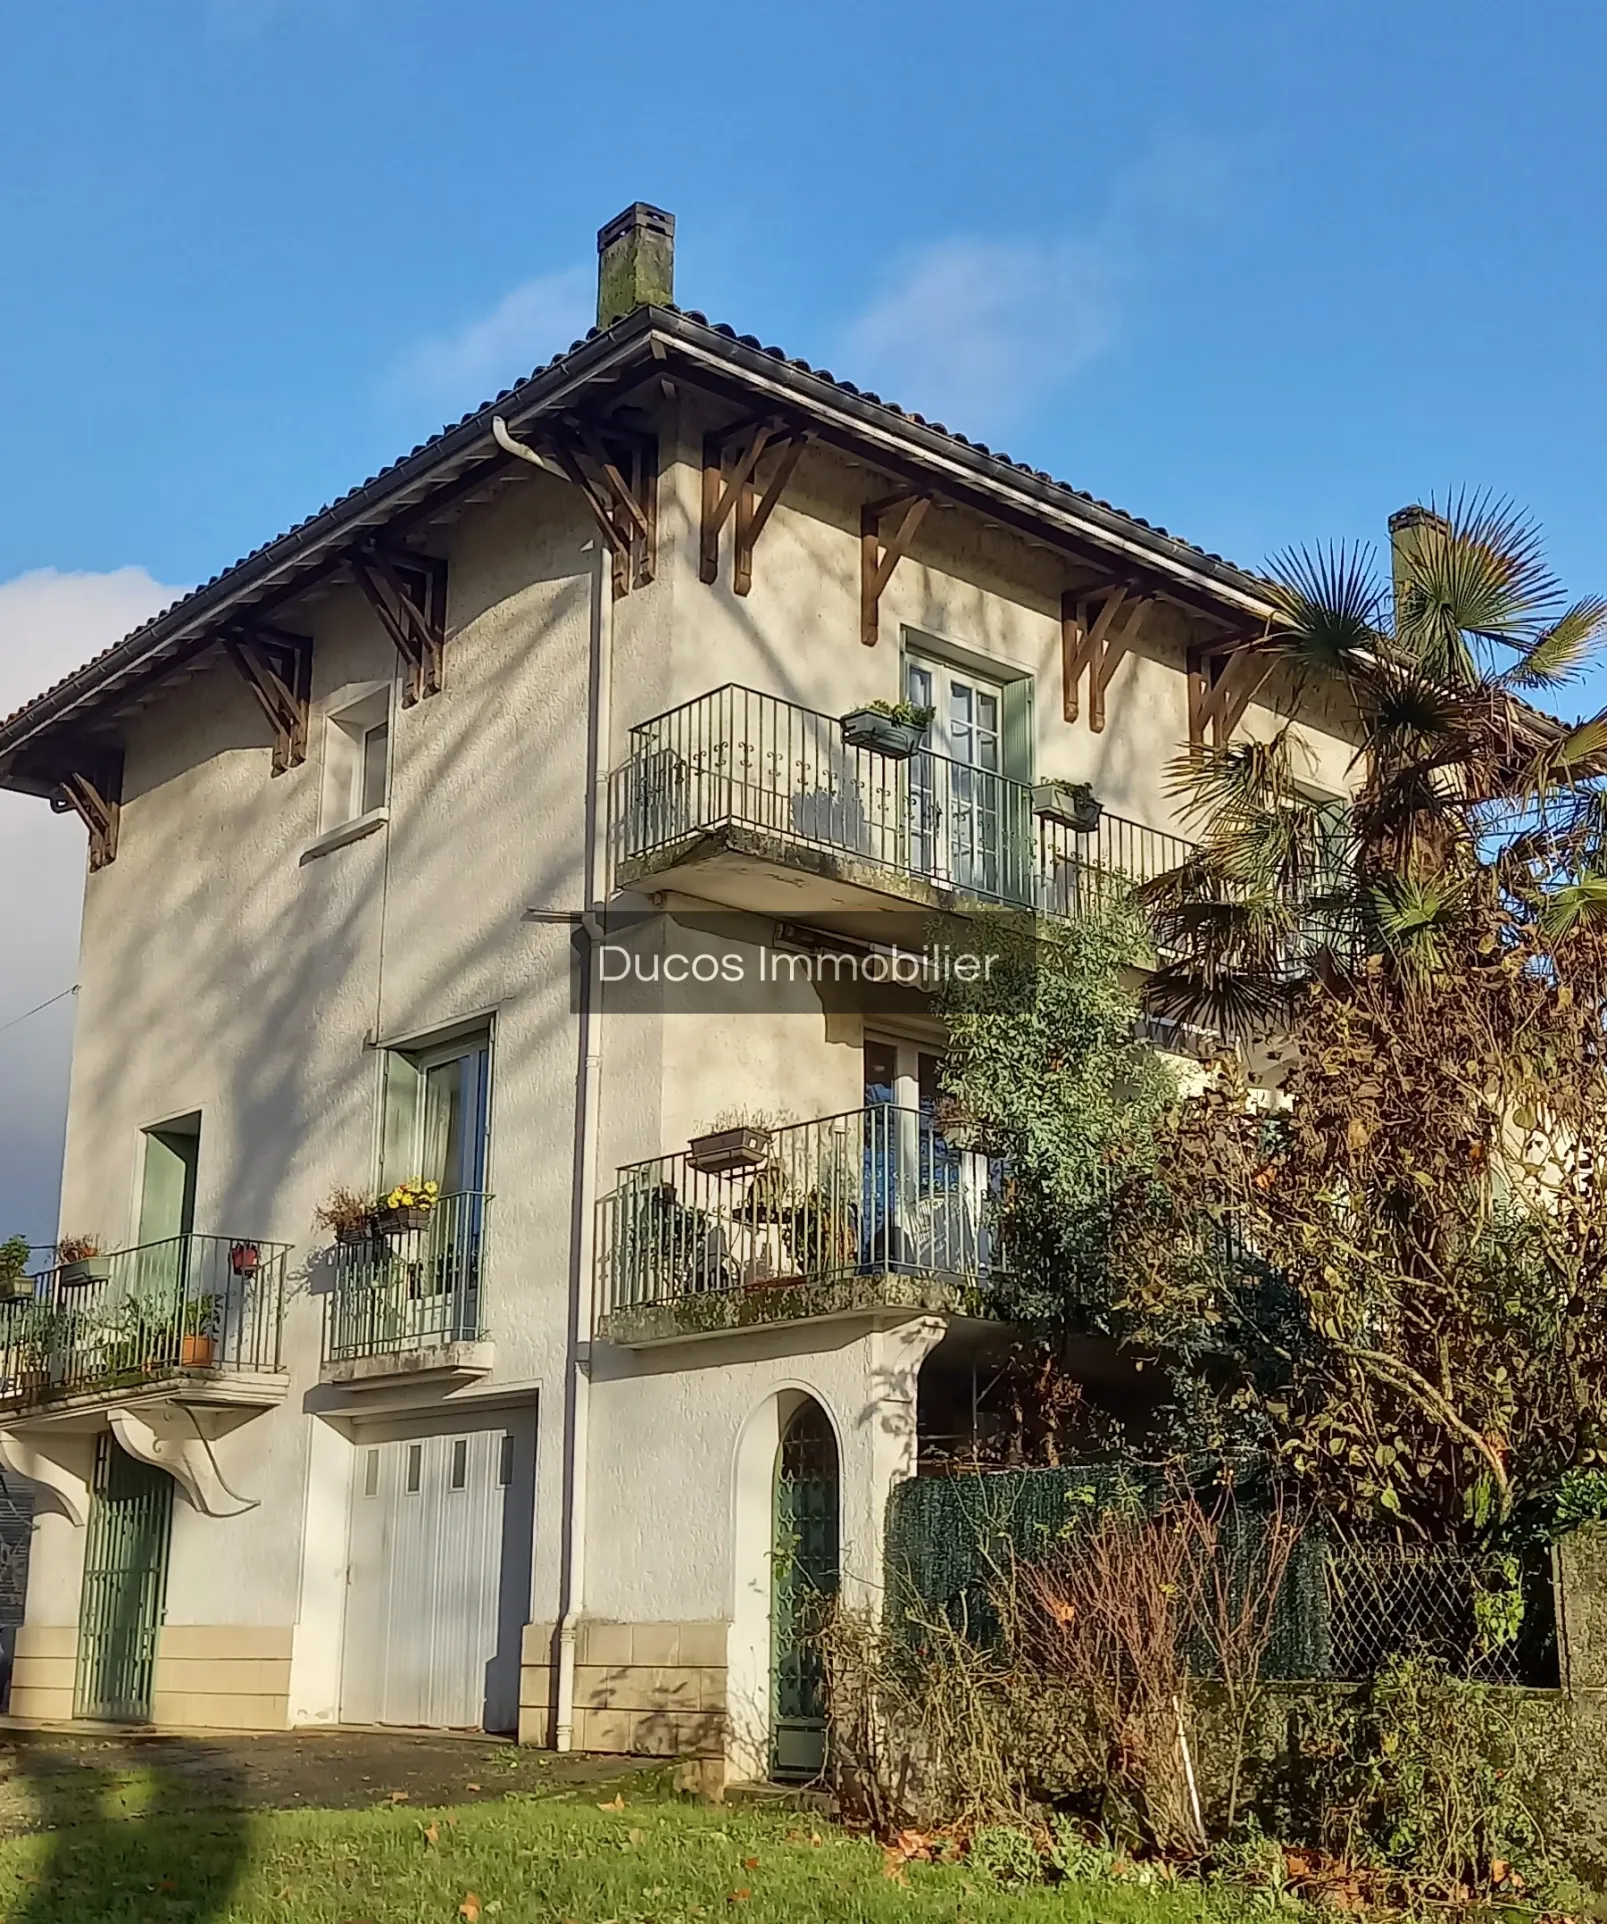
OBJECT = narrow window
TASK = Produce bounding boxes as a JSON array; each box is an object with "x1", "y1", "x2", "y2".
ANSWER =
[
  {"x1": 449, "y1": 1438, "x2": 468, "y2": 1490},
  {"x1": 405, "y1": 1443, "x2": 422, "y2": 1494},
  {"x1": 497, "y1": 1432, "x2": 515, "y2": 1487},
  {"x1": 320, "y1": 687, "x2": 391, "y2": 832},
  {"x1": 363, "y1": 1449, "x2": 380, "y2": 1498},
  {"x1": 360, "y1": 719, "x2": 389, "y2": 816}
]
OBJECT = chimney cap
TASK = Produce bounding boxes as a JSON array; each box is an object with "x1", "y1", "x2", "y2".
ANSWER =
[{"x1": 597, "y1": 202, "x2": 675, "y2": 251}]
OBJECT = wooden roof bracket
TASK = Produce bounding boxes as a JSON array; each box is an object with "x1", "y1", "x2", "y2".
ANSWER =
[
  {"x1": 1061, "y1": 585, "x2": 1149, "y2": 731},
  {"x1": 222, "y1": 624, "x2": 312, "y2": 774},
  {"x1": 545, "y1": 421, "x2": 657, "y2": 598},
  {"x1": 700, "y1": 417, "x2": 812, "y2": 595},
  {"x1": 49, "y1": 749, "x2": 123, "y2": 871},
  {"x1": 350, "y1": 545, "x2": 447, "y2": 705},
  {"x1": 860, "y1": 490, "x2": 932, "y2": 647},
  {"x1": 1187, "y1": 636, "x2": 1275, "y2": 748}
]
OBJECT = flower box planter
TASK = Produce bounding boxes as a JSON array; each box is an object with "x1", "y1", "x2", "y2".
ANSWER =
[
  {"x1": 334, "y1": 1221, "x2": 373, "y2": 1248},
  {"x1": 1032, "y1": 780, "x2": 1103, "y2": 834},
  {"x1": 229, "y1": 1241, "x2": 260, "y2": 1276},
  {"x1": 840, "y1": 708, "x2": 926, "y2": 759},
  {"x1": 59, "y1": 1256, "x2": 111, "y2": 1288},
  {"x1": 0, "y1": 1275, "x2": 34, "y2": 1304},
  {"x1": 687, "y1": 1126, "x2": 771, "y2": 1175},
  {"x1": 373, "y1": 1204, "x2": 432, "y2": 1237}
]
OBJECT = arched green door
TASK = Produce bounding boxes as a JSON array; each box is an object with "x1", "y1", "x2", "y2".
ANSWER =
[{"x1": 770, "y1": 1399, "x2": 839, "y2": 1780}]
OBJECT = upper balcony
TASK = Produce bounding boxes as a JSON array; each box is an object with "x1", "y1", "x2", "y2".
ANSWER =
[
  {"x1": 0, "y1": 1234, "x2": 289, "y2": 1422},
  {"x1": 320, "y1": 1189, "x2": 493, "y2": 1387},
  {"x1": 596, "y1": 1104, "x2": 1004, "y2": 1345},
  {"x1": 609, "y1": 684, "x2": 1194, "y2": 928}
]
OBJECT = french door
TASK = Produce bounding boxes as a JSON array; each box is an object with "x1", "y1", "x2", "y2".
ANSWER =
[
  {"x1": 904, "y1": 657, "x2": 1009, "y2": 896},
  {"x1": 862, "y1": 1038, "x2": 994, "y2": 1277}
]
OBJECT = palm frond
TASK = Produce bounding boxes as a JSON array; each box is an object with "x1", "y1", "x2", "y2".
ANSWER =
[
  {"x1": 1502, "y1": 596, "x2": 1607, "y2": 690},
  {"x1": 1540, "y1": 871, "x2": 1607, "y2": 939},
  {"x1": 1142, "y1": 962, "x2": 1298, "y2": 1040},
  {"x1": 1393, "y1": 492, "x2": 1563, "y2": 680},
  {"x1": 1265, "y1": 542, "x2": 1385, "y2": 674}
]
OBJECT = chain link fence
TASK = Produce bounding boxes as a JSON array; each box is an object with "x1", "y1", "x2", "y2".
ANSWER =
[{"x1": 887, "y1": 1467, "x2": 1560, "y2": 1688}]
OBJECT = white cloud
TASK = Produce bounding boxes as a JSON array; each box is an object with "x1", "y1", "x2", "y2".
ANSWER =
[
  {"x1": 0, "y1": 567, "x2": 183, "y2": 1252},
  {"x1": 840, "y1": 134, "x2": 1239, "y2": 439},
  {"x1": 385, "y1": 267, "x2": 593, "y2": 421}
]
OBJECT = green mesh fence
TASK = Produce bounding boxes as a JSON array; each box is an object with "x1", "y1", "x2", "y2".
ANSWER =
[{"x1": 884, "y1": 1468, "x2": 1557, "y2": 1686}]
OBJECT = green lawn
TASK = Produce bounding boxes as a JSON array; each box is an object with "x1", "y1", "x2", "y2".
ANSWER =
[{"x1": 0, "y1": 1781, "x2": 1256, "y2": 1924}]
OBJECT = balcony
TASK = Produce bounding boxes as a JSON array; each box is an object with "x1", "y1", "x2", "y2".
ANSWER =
[
  {"x1": 0, "y1": 1235, "x2": 289, "y2": 1419},
  {"x1": 596, "y1": 1106, "x2": 1004, "y2": 1346},
  {"x1": 321, "y1": 1190, "x2": 492, "y2": 1387},
  {"x1": 610, "y1": 684, "x2": 1194, "y2": 925}
]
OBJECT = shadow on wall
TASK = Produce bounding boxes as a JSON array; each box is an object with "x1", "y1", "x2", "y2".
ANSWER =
[{"x1": 0, "y1": 1733, "x2": 249, "y2": 1921}]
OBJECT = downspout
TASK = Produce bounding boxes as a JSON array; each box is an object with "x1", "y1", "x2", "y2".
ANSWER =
[{"x1": 499, "y1": 416, "x2": 616, "y2": 1751}]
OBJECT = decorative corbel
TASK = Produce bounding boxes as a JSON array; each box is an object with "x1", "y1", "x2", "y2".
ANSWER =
[
  {"x1": 108, "y1": 1406, "x2": 257, "y2": 1518},
  {"x1": 1187, "y1": 638, "x2": 1276, "y2": 749},
  {"x1": 1061, "y1": 586, "x2": 1150, "y2": 731},
  {"x1": 350, "y1": 545, "x2": 448, "y2": 704},
  {"x1": 49, "y1": 748, "x2": 123, "y2": 871},
  {"x1": 0, "y1": 1431, "x2": 90, "y2": 1527},
  {"x1": 544, "y1": 421, "x2": 658, "y2": 598},
  {"x1": 700, "y1": 418, "x2": 811, "y2": 594},
  {"x1": 222, "y1": 623, "x2": 312, "y2": 773},
  {"x1": 860, "y1": 491, "x2": 932, "y2": 647}
]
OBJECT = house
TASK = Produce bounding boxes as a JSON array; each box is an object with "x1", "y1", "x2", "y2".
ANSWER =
[{"x1": 0, "y1": 205, "x2": 1355, "y2": 1776}]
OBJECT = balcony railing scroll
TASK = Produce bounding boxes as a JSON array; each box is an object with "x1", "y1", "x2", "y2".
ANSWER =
[
  {"x1": 0, "y1": 1234, "x2": 288, "y2": 1409},
  {"x1": 611, "y1": 683, "x2": 1196, "y2": 915},
  {"x1": 598, "y1": 1105, "x2": 1003, "y2": 1319},
  {"x1": 323, "y1": 1189, "x2": 489, "y2": 1364}
]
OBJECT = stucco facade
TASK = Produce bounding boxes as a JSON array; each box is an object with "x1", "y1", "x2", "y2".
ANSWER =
[{"x1": 0, "y1": 206, "x2": 1354, "y2": 1770}]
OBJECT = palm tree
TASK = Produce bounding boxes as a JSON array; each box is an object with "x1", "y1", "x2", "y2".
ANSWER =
[{"x1": 1140, "y1": 495, "x2": 1607, "y2": 1034}]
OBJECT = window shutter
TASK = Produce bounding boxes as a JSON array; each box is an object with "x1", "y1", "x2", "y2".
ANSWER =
[
  {"x1": 1000, "y1": 676, "x2": 1035, "y2": 904},
  {"x1": 380, "y1": 1052, "x2": 421, "y2": 1192},
  {"x1": 1001, "y1": 675, "x2": 1034, "y2": 784}
]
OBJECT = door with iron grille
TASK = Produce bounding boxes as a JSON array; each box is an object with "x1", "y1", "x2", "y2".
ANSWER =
[
  {"x1": 770, "y1": 1399, "x2": 839, "y2": 1780},
  {"x1": 75, "y1": 1433, "x2": 173, "y2": 1721}
]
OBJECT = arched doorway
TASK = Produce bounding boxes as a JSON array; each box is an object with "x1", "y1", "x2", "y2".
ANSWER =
[{"x1": 770, "y1": 1397, "x2": 839, "y2": 1780}]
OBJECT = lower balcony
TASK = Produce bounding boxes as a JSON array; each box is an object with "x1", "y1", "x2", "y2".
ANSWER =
[
  {"x1": 0, "y1": 1234, "x2": 289, "y2": 1419},
  {"x1": 321, "y1": 1189, "x2": 493, "y2": 1387},
  {"x1": 596, "y1": 1106, "x2": 1004, "y2": 1346}
]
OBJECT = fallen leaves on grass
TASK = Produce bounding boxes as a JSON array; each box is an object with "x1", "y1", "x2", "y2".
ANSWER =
[
  {"x1": 726, "y1": 1888, "x2": 751, "y2": 1903},
  {"x1": 459, "y1": 1894, "x2": 482, "y2": 1922},
  {"x1": 423, "y1": 1823, "x2": 440, "y2": 1847},
  {"x1": 597, "y1": 1793, "x2": 626, "y2": 1811}
]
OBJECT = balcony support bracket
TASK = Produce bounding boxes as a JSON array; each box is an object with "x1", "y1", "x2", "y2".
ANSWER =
[
  {"x1": 1187, "y1": 636, "x2": 1275, "y2": 748},
  {"x1": 861, "y1": 491, "x2": 932, "y2": 647},
  {"x1": 107, "y1": 1405, "x2": 258, "y2": 1517},
  {"x1": 1061, "y1": 587, "x2": 1149, "y2": 731},
  {"x1": 0, "y1": 1430, "x2": 89, "y2": 1527},
  {"x1": 700, "y1": 418, "x2": 811, "y2": 595},
  {"x1": 350, "y1": 544, "x2": 447, "y2": 705},
  {"x1": 223, "y1": 624, "x2": 312, "y2": 773},
  {"x1": 48, "y1": 750, "x2": 123, "y2": 871}
]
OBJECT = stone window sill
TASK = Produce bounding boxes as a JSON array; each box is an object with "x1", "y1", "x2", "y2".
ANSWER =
[{"x1": 300, "y1": 808, "x2": 389, "y2": 866}]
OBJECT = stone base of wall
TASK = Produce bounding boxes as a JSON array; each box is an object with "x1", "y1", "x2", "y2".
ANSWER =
[
  {"x1": 8, "y1": 1624, "x2": 77, "y2": 1722},
  {"x1": 150, "y1": 1625, "x2": 293, "y2": 1731},
  {"x1": 519, "y1": 1619, "x2": 728, "y2": 1757}
]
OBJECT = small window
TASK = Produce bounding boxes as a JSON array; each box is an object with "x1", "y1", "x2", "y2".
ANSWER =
[
  {"x1": 497, "y1": 1433, "x2": 515, "y2": 1487},
  {"x1": 321, "y1": 687, "x2": 391, "y2": 831},
  {"x1": 404, "y1": 1444, "x2": 422, "y2": 1494},
  {"x1": 363, "y1": 1449, "x2": 380, "y2": 1498},
  {"x1": 449, "y1": 1439, "x2": 468, "y2": 1490}
]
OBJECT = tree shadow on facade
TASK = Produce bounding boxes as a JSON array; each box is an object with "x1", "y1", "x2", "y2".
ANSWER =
[{"x1": 2, "y1": 1733, "x2": 250, "y2": 1922}]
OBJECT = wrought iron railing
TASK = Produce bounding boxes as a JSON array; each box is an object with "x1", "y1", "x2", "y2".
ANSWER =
[
  {"x1": 0, "y1": 1235, "x2": 288, "y2": 1409},
  {"x1": 323, "y1": 1189, "x2": 489, "y2": 1364},
  {"x1": 611, "y1": 684, "x2": 1195, "y2": 915},
  {"x1": 598, "y1": 1105, "x2": 1003, "y2": 1318}
]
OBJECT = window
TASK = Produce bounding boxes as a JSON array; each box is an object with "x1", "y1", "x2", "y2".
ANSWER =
[
  {"x1": 321, "y1": 687, "x2": 391, "y2": 832},
  {"x1": 497, "y1": 1432, "x2": 515, "y2": 1487},
  {"x1": 363, "y1": 1449, "x2": 380, "y2": 1497},
  {"x1": 903, "y1": 649, "x2": 1031, "y2": 900},
  {"x1": 405, "y1": 1444, "x2": 422, "y2": 1494},
  {"x1": 381, "y1": 1029, "x2": 492, "y2": 1202},
  {"x1": 449, "y1": 1439, "x2": 469, "y2": 1490}
]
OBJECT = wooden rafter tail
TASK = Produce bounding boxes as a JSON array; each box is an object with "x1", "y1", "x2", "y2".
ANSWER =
[
  {"x1": 350, "y1": 546, "x2": 445, "y2": 705},
  {"x1": 1060, "y1": 586, "x2": 1148, "y2": 731},
  {"x1": 860, "y1": 491, "x2": 932, "y2": 648},
  {"x1": 700, "y1": 420, "x2": 774, "y2": 584},
  {"x1": 223, "y1": 626, "x2": 312, "y2": 774},
  {"x1": 1187, "y1": 638, "x2": 1275, "y2": 748},
  {"x1": 546, "y1": 425, "x2": 658, "y2": 599},
  {"x1": 50, "y1": 753, "x2": 123, "y2": 871},
  {"x1": 734, "y1": 429, "x2": 808, "y2": 598}
]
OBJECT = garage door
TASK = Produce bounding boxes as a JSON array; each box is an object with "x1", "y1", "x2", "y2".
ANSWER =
[{"x1": 341, "y1": 1410, "x2": 535, "y2": 1731}]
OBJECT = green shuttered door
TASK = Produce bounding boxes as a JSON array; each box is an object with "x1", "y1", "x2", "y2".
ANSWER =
[{"x1": 75, "y1": 1433, "x2": 173, "y2": 1722}]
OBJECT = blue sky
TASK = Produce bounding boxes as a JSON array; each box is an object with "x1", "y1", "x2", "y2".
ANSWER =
[{"x1": 2, "y1": 0, "x2": 1606, "y2": 1242}]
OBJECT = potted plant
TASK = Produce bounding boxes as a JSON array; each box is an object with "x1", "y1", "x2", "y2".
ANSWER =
[
  {"x1": 180, "y1": 1294, "x2": 219, "y2": 1369},
  {"x1": 314, "y1": 1187, "x2": 378, "y2": 1248},
  {"x1": 56, "y1": 1235, "x2": 110, "y2": 1288},
  {"x1": 0, "y1": 1235, "x2": 34, "y2": 1304},
  {"x1": 688, "y1": 1125, "x2": 772, "y2": 1175},
  {"x1": 1032, "y1": 778, "x2": 1103, "y2": 834},
  {"x1": 839, "y1": 698, "x2": 934, "y2": 759},
  {"x1": 373, "y1": 1179, "x2": 439, "y2": 1237}
]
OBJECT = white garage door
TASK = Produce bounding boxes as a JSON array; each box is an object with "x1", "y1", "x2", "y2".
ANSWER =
[{"x1": 341, "y1": 1410, "x2": 535, "y2": 1731}]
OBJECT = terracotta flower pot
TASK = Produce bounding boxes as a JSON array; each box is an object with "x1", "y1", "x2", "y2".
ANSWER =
[{"x1": 180, "y1": 1332, "x2": 215, "y2": 1369}]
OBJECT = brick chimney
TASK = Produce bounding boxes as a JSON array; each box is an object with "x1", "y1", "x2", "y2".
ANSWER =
[
  {"x1": 1388, "y1": 503, "x2": 1449, "y2": 627},
  {"x1": 596, "y1": 204, "x2": 675, "y2": 328}
]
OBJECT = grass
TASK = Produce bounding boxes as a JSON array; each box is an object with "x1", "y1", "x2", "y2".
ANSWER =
[{"x1": 0, "y1": 1779, "x2": 1268, "y2": 1924}]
